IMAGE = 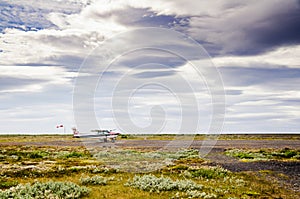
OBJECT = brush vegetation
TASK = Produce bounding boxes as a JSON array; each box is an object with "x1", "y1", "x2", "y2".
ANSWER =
[
  {"x1": 0, "y1": 144, "x2": 298, "y2": 198},
  {"x1": 225, "y1": 148, "x2": 300, "y2": 161},
  {"x1": 0, "y1": 181, "x2": 89, "y2": 199}
]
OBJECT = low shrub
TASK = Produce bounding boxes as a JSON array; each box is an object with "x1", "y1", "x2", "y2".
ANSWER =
[
  {"x1": 0, "y1": 180, "x2": 18, "y2": 189},
  {"x1": 189, "y1": 166, "x2": 230, "y2": 179},
  {"x1": 28, "y1": 151, "x2": 48, "y2": 159},
  {"x1": 273, "y1": 148, "x2": 298, "y2": 158},
  {"x1": 80, "y1": 175, "x2": 112, "y2": 185},
  {"x1": 225, "y1": 149, "x2": 262, "y2": 159},
  {"x1": 225, "y1": 148, "x2": 300, "y2": 161},
  {"x1": 172, "y1": 149, "x2": 200, "y2": 159},
  {"x1": 125, "y1": 174, "x2": 203, "y2": 193},
  {"x1": 186, "y1": 190, "x2": 218, "y2": 199},
  {"x1": 0, "y1": 181, "x2": 89, "y2": 199},
  {"x1": 92, "y1": 149, "x2": 202, "y2": 172},
  {"x1": 60, "y1": 151, "x2": 87, "y2": 158}
]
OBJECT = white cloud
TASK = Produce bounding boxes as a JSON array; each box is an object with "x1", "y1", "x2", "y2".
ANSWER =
[
  {"x1": 0, "y1": 1, "x2": 129, "y2": 67},
  {"x1": 0, "y1": 65, "x2": 77, "y2": 92},
  {"x1": 0, "y1": 28, "x2": 107, "y2": 66},
  {"x1": 1, "y1": 0, "x2": 87, "y2": 13},
  {"x1": 0, "y1": 103, "x2": 74, "y2": 134},
  {"x1": 212, "y1": 45, "x2": 300, "y2": 68},
  {"x1": 0, "y1": 0, "x2": 299, "y2": 133}
]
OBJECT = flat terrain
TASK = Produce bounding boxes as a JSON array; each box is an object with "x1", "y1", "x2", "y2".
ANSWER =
[
  {"x1": 0, "y1": 134, "x2": 299, "y2": 198},
  {"x1": 1, "y1": 134, "x2": 299, "y2": 148}
]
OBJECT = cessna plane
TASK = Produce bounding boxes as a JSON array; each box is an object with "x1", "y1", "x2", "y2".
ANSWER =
[{"x1": 72, "y1": 128, "x2": 120, "y2": 143}]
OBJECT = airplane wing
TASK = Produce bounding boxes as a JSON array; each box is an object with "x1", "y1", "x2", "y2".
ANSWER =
[{"x1": 74, "y1": 134, "x2": 109, "y2": 138}]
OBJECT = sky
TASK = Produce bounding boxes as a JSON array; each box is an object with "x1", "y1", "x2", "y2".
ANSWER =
[{"x1": 0, "y1": 0, "x2": 299, "y2": 134}]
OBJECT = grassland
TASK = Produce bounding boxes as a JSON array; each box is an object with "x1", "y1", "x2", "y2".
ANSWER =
[{"x1": 0, "y1": 135, "x2": 299, "y2": 198}]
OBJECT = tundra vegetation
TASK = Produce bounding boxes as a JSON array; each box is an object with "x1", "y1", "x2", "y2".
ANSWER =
[
  {"x1": 0, "y1": 135, "x2": 299, "y2": 198},
  {"x1": 225, "y1": 148, "x2": 300, "y2": 161}
]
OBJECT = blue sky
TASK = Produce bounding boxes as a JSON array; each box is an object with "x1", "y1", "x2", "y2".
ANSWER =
[{"x1": 0, "y1": 0, "x2": 299, "y2": 134}]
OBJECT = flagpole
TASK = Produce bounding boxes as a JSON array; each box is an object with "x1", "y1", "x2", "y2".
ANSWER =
[{"x1": 56, "y1": 125, "x2": 65, "y2": 134}]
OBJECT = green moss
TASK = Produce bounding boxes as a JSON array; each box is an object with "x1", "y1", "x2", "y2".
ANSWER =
[
  {"x1": 0, "y1": 180, "x2": 18, "y2": 189},
  {"x1": 28, "y1": 151, "x2": 49, "y2": 159},
  {"x1": 225, "y1": 148, "x2": 300, "y2": 161},
  {"x1": 188, "y1": 166, "x2": 230, "y2": 179}
]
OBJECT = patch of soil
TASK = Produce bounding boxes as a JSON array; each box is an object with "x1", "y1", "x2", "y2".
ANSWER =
[{"x1": 206, "y1": 149, "x2": 300, "y2": 193}]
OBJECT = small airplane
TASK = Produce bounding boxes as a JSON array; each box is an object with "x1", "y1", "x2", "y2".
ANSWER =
[{"x1": 72, "y1": 127, "x2": 120, "y2": 143}]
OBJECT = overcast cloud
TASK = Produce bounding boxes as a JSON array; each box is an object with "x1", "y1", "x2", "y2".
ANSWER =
[{"x1": 0, "y1": 0, "x2": 299, "y2": 134}]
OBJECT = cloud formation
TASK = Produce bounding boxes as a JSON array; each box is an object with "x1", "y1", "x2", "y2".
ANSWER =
[{"x1": 0, "y1": 0, "x2": 299, "y2": 133}]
